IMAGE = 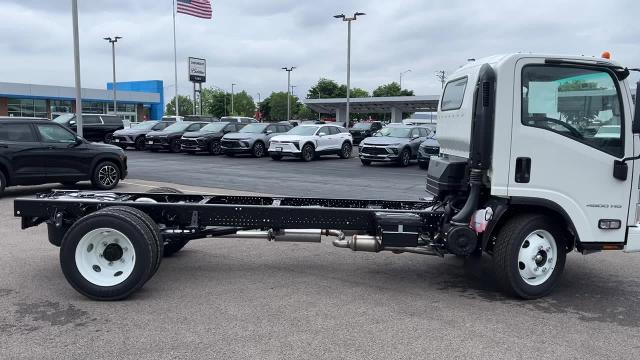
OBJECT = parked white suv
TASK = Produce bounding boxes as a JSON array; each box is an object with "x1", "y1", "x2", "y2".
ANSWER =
[{"x1": 268, "y1": 124, "x2": 353, "y2": 161}]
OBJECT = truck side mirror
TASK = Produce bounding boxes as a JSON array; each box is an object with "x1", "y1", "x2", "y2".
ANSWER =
[{"x1": 633, "y1": 82, "x2": 640, "y2": 134}]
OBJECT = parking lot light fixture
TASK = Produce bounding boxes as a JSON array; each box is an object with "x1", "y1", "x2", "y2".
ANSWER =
[
  {"x1": 400, "y1": 69, "x2": 411, "y2": 90},
  {"x1": 104, "y1": 36, "x2": 122, "y2": 116},
  {"x1": 334, "y1": 12, "x2": 365, "y2": 130},
  {"x1": 282, "y1": 67, "x2": 296, "y2": 121}
]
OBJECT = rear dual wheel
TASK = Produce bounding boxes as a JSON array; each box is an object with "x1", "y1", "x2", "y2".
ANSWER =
[{"x1": 60, "y1": 207, "x2": 162, "y2": 300}]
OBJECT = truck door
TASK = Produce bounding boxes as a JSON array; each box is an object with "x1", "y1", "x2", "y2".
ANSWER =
[{"x1": 509, "y1": 59, "x2": 634, "y2": 244}]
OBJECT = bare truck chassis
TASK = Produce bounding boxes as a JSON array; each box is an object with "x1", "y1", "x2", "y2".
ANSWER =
[{"x1": 14, "y1": 189, "x2": 446, "y2": 300}]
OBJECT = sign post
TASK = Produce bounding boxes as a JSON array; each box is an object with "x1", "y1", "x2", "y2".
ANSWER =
[{"x1": 189, "y1": 57, "x2": 206, "y2": 115}]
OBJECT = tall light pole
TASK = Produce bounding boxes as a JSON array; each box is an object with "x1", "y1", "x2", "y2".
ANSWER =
[
  {"x1": 231, "y1": 83, "x2": 236, "y2": 115},
  {"x1": 103, "y1": 36, "x2": 122, "y2": 115},
  {"x1": 282, "y1": 67, "x2": 295, "y2": 121},
  {"x1": 400, "y1": 69, "x2": 411, "y2": 90},
  {"x1": 71, "y1": 0, "x2": 83, "y2": 137},
  {"x1": 334, "y1": 12, "x2": 365, "y2": 130},
  {"x1": 317, "y1": 90, "x2": 321, "y2": 121}
]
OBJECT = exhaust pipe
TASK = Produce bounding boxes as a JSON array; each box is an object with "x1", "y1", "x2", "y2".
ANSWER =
[{"x1": 233, "y1": 229, "x2": 345, "y2": 243}]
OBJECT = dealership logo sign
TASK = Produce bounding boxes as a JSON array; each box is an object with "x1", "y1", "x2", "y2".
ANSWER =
[{"x1": 189, "y1": 57, "x2": 206, "y2": 83}]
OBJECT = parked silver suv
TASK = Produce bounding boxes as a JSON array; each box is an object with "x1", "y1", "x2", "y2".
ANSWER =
[
  {"x1": 359, "y1": 125, "x2": 430, "y2": 167},
  {"x1": 221, "y1": 123, "x2": 292, "y2": 157}
]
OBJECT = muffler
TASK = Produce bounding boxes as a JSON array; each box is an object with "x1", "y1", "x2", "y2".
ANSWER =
[
  {"x1": 233, "y1": 229, "x2": 345, "y2": 243},
  {"x1": 332, "y1": 235, "x2": 381, "y2": 252}
]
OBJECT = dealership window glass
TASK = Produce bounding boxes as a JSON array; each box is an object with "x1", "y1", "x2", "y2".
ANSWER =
[
  {"x1": 36, "y1": 124, "x2": 76, "y2": 143},
  {"x1": 101, "y1": 115, "x2": 123, "y2": 125},
  {"x1": 7, "y1": 98, "x2": 48, "y2": 118},
  {"x1": 441, "y1": 77, "x2": 468, "y2": 111},
  {"x1": 522, "y1": 65, "x2": 624, "y2": 157},
  {"x1": 51, "y1": 100, "x2": 73, "y2": 113},
  {"x1": 82, "y1": 101, "x2": 106, "y2": 114},
  {"x1": 83, "y1": 115, "x2": 101, "y2": 125},
  {"x1": 0, "y1": 123, "x2": 37, "y2": 142}
]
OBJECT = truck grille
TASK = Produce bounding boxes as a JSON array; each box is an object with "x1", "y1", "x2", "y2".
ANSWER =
[
  {"x1": 361, "y1": 146, "x2": 388, "y2": 155},
  {"x1": 420, "y1": 146, "x2": 439, "y2": 156},
  {"x1": 181, "y1": 138, "x2": 199, "y2": 147}
]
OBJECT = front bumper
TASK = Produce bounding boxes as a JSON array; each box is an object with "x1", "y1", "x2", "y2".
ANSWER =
[
  {"x1": 221, "y1": 139, "x2": 252, "y2": 154},
  {"x1": 146, "y1": 138, "x2": 172, "y2": 149},
  {"x1": 359, "y1": 145, "x2": 399, "y2": 162},
  {"x1": 112, "y1": 135, "x2": 135, "y2": 146},
  {"x1": 268, "y1": 142, "x2": 301, "y2": 157},
  {"x1": 180, "y1": 138, "x2": 207, "y2": 151}
]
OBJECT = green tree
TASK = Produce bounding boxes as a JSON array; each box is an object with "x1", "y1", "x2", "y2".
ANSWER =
[
  {"x1": 201, "y1": 88, "x2": 229, "y2": 118},
  {"x1": 350, "y1": 88, "x2": 370, "y2": 98},
  {"x1": 165, "y1": 95, "x2": 194, "y2": 116},
  {"x1": 231, "y1": 91, "x2": 256, "y2": 117},
  {"x1": 260, "y1": 92, "x2": 301, "y2": 121},
  {"x1": 296, "y1": 105, "x2": 317, "y2": 121},
  {"x1": 372, "y1": 82, "x2": 414, "y2": 97},
  {"x1": 307, "y1": 78, "x2": 344, "y2": 99}
]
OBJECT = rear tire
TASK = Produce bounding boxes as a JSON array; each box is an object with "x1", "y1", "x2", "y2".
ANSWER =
[
  {"x1": 59, "y1": 208, "x2": 159, "y2": 300},
  {"x1": 493, "y1": 214, "x2": 567, "y2": 299},
  {"x1": 0, "y1": 170, "x2": 6, "y2": 197},
  {"x1": 134, "y1": 137, "x2": 147, "y2": 151},
  {"x1": 301, "y1": 144, "x2": 315, "y2": 162},
  {"x1": 339, "y1": 142, "x2": 352, "y2": 159},
  {"x1": 91, "y1": 161, "x2": 120, "y2": 190}
]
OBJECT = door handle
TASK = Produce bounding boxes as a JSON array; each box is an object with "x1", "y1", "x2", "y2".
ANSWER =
[{"x1": 515, "y1": 157, "x2": 531, "y2": 183}]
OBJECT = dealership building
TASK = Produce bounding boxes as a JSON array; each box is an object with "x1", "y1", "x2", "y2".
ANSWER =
[{"x1": 0, "y1": 80, "x2": 164, "y2": 122}]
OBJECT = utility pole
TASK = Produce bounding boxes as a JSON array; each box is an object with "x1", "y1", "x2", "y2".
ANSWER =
[
  {"x1": 435, "y1": 70, "x2": 447, "y2": 89},
  {"x1": 282, "y1": 67, "x2": 296, "y2": 121},
  {"x1": 317, "y1": 90, "x2": 321, "y2": 121},
  {"x1": 334, "y1": 12, "x2": 365, "y2": 130},
  {"x1": 231, "y1": 83, "x2": 236, "y2": 115},
  {"x1": 103, "y1": 36, "x2": 122, "y2": 115},
  {"x1": 71, "y1": 0, "x2": 83, "y2": 137}
]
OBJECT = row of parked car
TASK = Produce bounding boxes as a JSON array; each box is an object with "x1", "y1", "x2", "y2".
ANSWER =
[{"x1": 112, "y1": 117, "x2": 440, "y2": 168}]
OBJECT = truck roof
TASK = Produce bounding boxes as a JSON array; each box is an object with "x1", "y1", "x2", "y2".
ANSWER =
[{"x1": 458, "y1": 53, "x2": 620, "y2": 73}]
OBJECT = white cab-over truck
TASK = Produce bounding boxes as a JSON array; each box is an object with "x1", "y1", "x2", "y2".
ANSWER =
[{"x1": 13, "y1": 53, "x2": 640, "y2": 300}]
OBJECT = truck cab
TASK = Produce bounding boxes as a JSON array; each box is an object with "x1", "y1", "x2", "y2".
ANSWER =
[{"x1": 428, "y1": 53, "x2": 639, "y2": 298}]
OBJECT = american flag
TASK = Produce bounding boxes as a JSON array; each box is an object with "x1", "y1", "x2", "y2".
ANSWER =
[{"x1": 177, "y1": 0, "x2": 212, "y2": 19}]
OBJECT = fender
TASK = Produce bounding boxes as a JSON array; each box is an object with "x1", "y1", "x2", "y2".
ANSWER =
[{"x1": 482, "y1": 196, "x2": 580, "y2": 251}]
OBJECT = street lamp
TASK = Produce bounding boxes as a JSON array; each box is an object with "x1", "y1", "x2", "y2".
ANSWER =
[
  {"x1": 282, "y1": 67, "x2": 296, "y2": 121},
  {"x1": 103, "y1": 36, "x2": 122, "y2": 115},
  {"x1": 231, "y1": 83, "x2": 236, "y2": 115},
  {"x1": 71, "y1": 0, "x2": 83, "y2": 137},
  {"x1": 334, "y1": 12, "x2": 365, "y2": 130},
  {"x1": 400, "y1": 69, "x2": 411, "y2": 90}
]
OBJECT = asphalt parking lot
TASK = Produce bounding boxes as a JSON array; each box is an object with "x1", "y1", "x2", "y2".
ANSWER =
[
  {"x1": 2, "y1": 180, "x2": 640, "y2": 359},
  {"x1": 126, "y1": 149, "x2": 429, "y2": 200}
]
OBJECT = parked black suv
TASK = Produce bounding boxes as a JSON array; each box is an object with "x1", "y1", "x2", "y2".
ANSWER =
[
  {"x1": 54, "y1": 113, "x2": 124, "y2": 143},
  {"x1": 145, "y1": 121, "x2": 209, "y2": 153},
  {"x1": 0, "y1": 118, "x2": 127, "y2": 196},
  {"x1": 181, "y1": 122, "x2": 247, "y2": 154},
  {"x1": 349, "y1": 121, "x2": 383, "y2": 144},
  {"x1": 112, "y1": 120, "x2": 175, "y2": 150}
]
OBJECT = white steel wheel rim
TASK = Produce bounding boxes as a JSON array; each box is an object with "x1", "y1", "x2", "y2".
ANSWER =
[
  {"x1": 98, "y1": 165, "x2": 118, "y2": 187},
  {"x1": 517, "y1": 229, "x2": 557, "y2": 286},
  {"x1": 75, "y1": 228, "x2": 136, "y2": 287}
]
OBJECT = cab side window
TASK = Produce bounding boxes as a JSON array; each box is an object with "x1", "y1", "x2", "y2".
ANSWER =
[
  {"x1": 522, "y1": 65, "x2": 624, "y2": 157},
  {"x1": 0, "y1": 123, "x2": 37, "y2": 142},
  {"x1": 36, "y1": 124, "x2": 76, "y2": 143}
]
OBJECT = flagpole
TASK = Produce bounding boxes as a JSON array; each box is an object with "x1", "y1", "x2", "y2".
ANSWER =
[{"x1": 172, "y1": 0, "x2": 179, "y2": 117}]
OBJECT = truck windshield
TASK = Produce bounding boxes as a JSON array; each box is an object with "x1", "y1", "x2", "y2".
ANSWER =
[
  {"x1": 239, "y1": 124, "x2": 268, "y2": 133},
  {"x1": 375, "y1": 127, "x2": 411, "y2": 138}
]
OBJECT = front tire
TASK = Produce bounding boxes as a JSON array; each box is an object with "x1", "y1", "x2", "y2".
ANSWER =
[
  {"x1": 339, "y1": 142, "x2": 352, "y2": 159},
  {"x1": 0, "y1": 170, "x2": 6, "y2": 197},
  {"x1": 252, "y1": 142, "x2": 266, "y2": 158},
  {"x1": 301, "y1": 144, "x2": 315, "y2": 162},
  {"x1": 59, "y1": 208, "x2": 160, "y2": 300},
  {"x1": 398, "y1": 148, "x2": 411, "y2": 167},
  {"x1": 493, "y1": 214, "x2": 567, "y2": 299},
  {"x1": 169, "y1": 139, "x2": 181, "y2": 153},
  {"x1": 134, "y1": 137, "x2": 147, "y2": 151},
  {"x1": 209, "y1": 140, "x2": 222, "y2": 155},
  {"x1": 91, "y1": 161, "x2": 120, "y2": 190}
]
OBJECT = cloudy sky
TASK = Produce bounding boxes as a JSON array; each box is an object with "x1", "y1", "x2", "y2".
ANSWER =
[{"x1": 0, "y1": 0, "x2": 638, "y2": 103}]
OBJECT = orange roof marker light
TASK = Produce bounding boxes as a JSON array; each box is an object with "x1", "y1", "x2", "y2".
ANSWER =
[{"x1": 601, "y1": 51, "x2": 611, "y2": 59}]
